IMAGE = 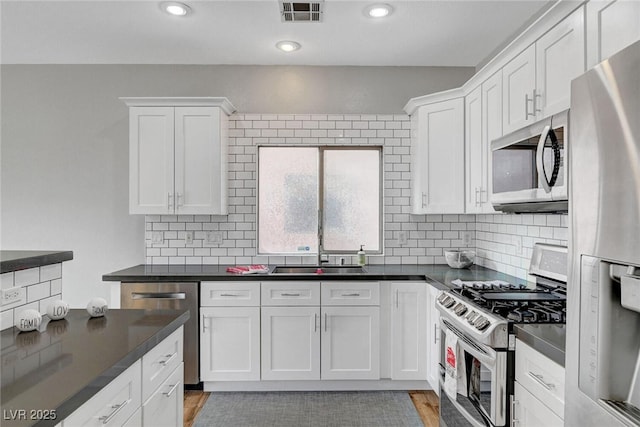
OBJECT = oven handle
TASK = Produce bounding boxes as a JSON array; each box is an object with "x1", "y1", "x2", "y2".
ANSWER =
[
  {"x1": 440, "y1": 318, "x2": 497, "y2": 368},
  {"x1": 439, "y1": 379, "x2": 489, "y2": 427}
]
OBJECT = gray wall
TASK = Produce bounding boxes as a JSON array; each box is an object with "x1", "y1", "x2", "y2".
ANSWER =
[{"x1": 0, "y1": 64, "x2": 473, "y2": 307}]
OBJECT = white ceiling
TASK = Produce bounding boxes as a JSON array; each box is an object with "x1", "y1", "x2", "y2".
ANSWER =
[{"x1": 1, "y1": 0, "x2": 553, "y2": 66}]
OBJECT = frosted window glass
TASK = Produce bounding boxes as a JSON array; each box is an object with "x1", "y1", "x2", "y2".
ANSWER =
[
  {"x1": 258, "y1": 147, "x2": 319, "y2": 254},
  {"x1": 323, "y1": 149, "x2": 381, "y2": 252}
]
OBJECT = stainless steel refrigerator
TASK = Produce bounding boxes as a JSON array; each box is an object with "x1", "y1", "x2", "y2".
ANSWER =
[{"x1": 567, "y1": 40, "x2": 640, "y2": 426}]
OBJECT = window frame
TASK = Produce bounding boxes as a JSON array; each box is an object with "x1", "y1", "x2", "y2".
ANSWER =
[{"x1": 256, "y1": 145, "x2": 384, "y2": 256}]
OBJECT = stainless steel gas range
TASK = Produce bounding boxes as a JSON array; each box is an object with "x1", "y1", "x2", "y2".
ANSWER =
[{"x1": 436, "y1": 243, "x2": 567, "y2": 427}]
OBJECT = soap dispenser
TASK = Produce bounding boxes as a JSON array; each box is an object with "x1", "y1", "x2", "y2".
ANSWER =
[{"x1": 357, "y1": 245, "x2": 366, "y2": 266}]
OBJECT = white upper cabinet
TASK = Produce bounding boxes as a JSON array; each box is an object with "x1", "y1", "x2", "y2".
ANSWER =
[
  {"x1": 410, "y1": 97, "x2": 465, "y2": 214},
  {"x1": 586, "y1": 0, "x2": 640, "y2": 68},
  {"x1": 465, "y1": 70, "x2": 502, "y2": 214},
  {"x1": 465, "y1": 85, "x2": 484, "y2": 213},
  {"x1": 502, "y1": 5, "x2": 585, "y2": 133},
  {"x1": 123, "y1": 97, "x2": 235, "y2": 215},
  {"x1": 502, "y1": 44, "x2": 537, "y2": 134},
  {"x1": 535, "y1": 5, "x2": 585, "y2": 117}
]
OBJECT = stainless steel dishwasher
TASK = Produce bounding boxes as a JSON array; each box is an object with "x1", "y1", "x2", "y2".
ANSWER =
[{"x1": 121, "y1": 282, "x2": 199, "y2": 385}]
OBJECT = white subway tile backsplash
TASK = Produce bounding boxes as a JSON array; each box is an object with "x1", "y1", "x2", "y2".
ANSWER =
[
  {"x1": 142, "y1": 113, "x2": 567, "y2": 273},
  {"x1": 15, "y1": 268, "x2": 39, "y2": 287},
  {"x1": 40, "y1": 263, "x2": 62, "y2": 281}
]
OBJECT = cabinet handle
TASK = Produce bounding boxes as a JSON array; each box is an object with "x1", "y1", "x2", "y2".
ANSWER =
[
  {"x1": 341, "y1": 293, "x2": 361, "y2": 297},
  {"x1": 163, "y1": 382, "x2": 180, "y2": 398},
  {"x1": 99, "y1": 399, "x2": 130, "y2": 425},
  {"x1": 159, "y1": 352, "x2": 177, "y2": 366},
  {"x1": 281, "y1": 293, "x2": 301, "y2": 297},
  {"x1": 422, "y1": 192, "x2": 427, "y2": 208},
  {"x1": 525, "y1": 93, "x2": 535, "y2": 119},
  {"x1": 220, "y1": 293, "x2": 240, "y2": 297},
  {"x1": 314, "y1": 313, "x2": 318, "y2": 332},
  {"x1": 167, "y1": 193, "x2": 174, "y2": 209},
  {"x1": 434, "y1": 324, "x2": 440, "y2": 344},
  {"x1": 176, "y1": 192, "x2": 184, "y2": 208},
  {"x1": 511, "y1": 398, "x2": 519, "y2": 426},
  {"x1": 528, "y1": 371, "x2": 556, "y2": 390},
  {"x1": 533, "y1": 88, "x2": 542, "y2": 114},
  {"x1": 202, "y1": 315, "x2": 208, "y2": 333},
  {"x1": 475, "y1": 187, "x2": 480, "y2": 207},
  {"x1": 395, "y1": 289, "x2": 399, "y2": 309},
  {"x1": 480, "y1": 188, "x2": 488, "y2": 203},
  {"x1": 324, "y1": 313, "x2": 328, "y2": 332}
]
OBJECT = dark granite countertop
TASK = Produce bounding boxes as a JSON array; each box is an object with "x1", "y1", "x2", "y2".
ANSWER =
[
  {"x1": 0, "y1": 309, "x2": 189, "y2": 427},
  {"x1": 103, "y1": 264, "x2": 522, "y2": 290},
  {"x1": 514, "y1": 324, "x2": 566, "y2": 367},
  {"x1": 1, "y1": 251, "x2": 74, "y2": 273}
]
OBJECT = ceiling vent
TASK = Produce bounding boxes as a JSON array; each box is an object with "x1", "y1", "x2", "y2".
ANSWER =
[{"x1": 279, "y1": 1, "x2": 324, "y2": 22}]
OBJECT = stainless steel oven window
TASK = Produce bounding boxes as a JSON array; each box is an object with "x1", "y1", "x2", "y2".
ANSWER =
[{"x1": 440, "y1": 318, "x2": 508, "y2": 427}]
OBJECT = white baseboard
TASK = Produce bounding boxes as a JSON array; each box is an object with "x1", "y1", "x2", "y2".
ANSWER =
[{"x1": 203, "y1": 379, "x2": 433, "y2": 392}]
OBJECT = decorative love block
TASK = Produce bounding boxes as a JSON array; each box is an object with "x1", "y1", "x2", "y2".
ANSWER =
[
  {"x1": 86, "y1": 297, "x2": 108, "y2": 317},
  {"x1": 15, "y1": 309, "x2": 42, "y2": 332},
  {"x1": 46, "y1": 300, "x2": 70, "y2": 320}
]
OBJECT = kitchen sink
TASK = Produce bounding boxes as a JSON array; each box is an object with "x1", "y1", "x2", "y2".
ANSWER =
[{"x1": 271, "y1": 266, "x2": 367, "y2": 274}]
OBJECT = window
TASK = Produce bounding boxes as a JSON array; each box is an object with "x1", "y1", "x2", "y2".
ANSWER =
[{"x1": 258, "y1": 146, "x2": 382, "y2": 255}]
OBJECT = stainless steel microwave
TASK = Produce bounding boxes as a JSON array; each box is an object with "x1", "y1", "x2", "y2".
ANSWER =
[{"x1": 491, "y1": 110, "x2": 568, "y2": 213}]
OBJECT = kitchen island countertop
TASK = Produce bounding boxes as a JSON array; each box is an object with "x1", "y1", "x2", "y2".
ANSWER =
[
  {"x1": 1, "y1": 251, "x2": 73, "y2": 274},
  {"x1": 0, "y1": 308, "x2": 189, "y2": 427}
]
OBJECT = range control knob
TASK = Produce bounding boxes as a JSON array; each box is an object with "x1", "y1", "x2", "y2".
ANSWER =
[
  {"x1": 474, "y1": 316, "x2": 491, "y2": 331},
  {"x1": 443, "y1": 297, "x2": 456, "y2": 308},
  {"x1": 437, "y1": 293, "x2": 449, "y2": 304},
  {"x1": 466, "y1": 311, "x2": 478, "y2": 324},
  {"x1": 453, "y1": 303, "x2": 467, "y2": 316}
]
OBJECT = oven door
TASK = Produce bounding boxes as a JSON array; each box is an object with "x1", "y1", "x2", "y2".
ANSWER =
[{"x1": 439, "y1": 318, "x2": 508, "y2": 427}]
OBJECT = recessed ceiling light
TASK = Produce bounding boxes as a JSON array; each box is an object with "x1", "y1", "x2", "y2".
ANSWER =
[
  {"x1": 276, "y1": 41, "x2": 301, "y2": 53},
  {"x1": 364, "y1": 4, "x2": 393, "y2": 18},
  {"x1": 160, "y1": 2, "x2": 192, "y2": 17}
]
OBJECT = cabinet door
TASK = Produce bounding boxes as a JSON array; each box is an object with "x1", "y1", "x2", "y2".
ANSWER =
[
  {"x1": 142, "y1": 363, "x2": 184, "y2": 427},
  {"x1": 502, "y1": 44, "x2": 536, "y2": 134},
  {"x1": 129, "y1": 107, "x2": 174, "y2": 215},
  {"x1": 390, "y1": 283, "x2": 427, "y2": 380},
  {"x1": 412, "y1": 98, "x2": 465, "y2": 214},
  {"x1": 200, "y1": 307, "x2": 260, "y2": 381},
  {"x1": 174, "y1": 107, "x2": 227, "y2": 215},
  {"x1": 587, "y1": 0, "x2": 640, "y2": 68},
  {"x1": 261, "y1": 306, "x2": 320, "y2": 380},
  {"x1": 426, "y1": 285, "x2": 441, "y2": 395},
  {"x1": 536, "y1": 5, "x2": 585, "y2": 117},
  {"x1": 321, "y1": 306, "x2": 380, "y2": 380},
  {"x1": 465, "y1": 85, "x2": 483, "y2": 213},
  {"x1": 514, "y1": 382, "x2": 564, "y2": 427},
  {"x1": 481, "y1": 70, "x2": 502, "y2": 213}
]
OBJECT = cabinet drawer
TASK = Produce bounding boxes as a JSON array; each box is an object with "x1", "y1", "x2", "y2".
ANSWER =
[
  {"x1": 142, "y1": 363, "x2": 183, "y2": 427},
  {"x1": 321, "y1": 282, "x2": 380, "y2": 306},
  {"x1": 63, "y1": 360, "x2": 141, "y2": 427},
  {"x1": 514, "y1": 381, "x2": 563, "y2": 426},
  {"x1": 142, "y1": 326, "x2": 183, "y2": 404},
  {"x1": 201, "y1": 281, "x2": 260, "y2": 306},
  {"x1": 515, "y1": 339, "x2": 565, "y2": 418},
  {"x1": 261, "y1": 282, "x2": 320, "y2": 306}
]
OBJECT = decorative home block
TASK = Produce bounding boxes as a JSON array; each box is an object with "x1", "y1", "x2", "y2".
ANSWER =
[
  {"x1": 15, "y1": 309, "x2": 42, "y2": 332},
  {"x1": 46, "y1": 300, "x2": 70, "y2": 320},
  {"x1": 86, "y1": 297, "x2": 108, "y2": 317}
]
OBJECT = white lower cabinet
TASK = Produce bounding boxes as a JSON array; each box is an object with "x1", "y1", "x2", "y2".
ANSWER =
[
  {"x1": 142, "y1": 363, "x2": 184, "y2": 427},
  {"x1": 426, "y1": 284, "x2": 441, "y2": 395},
  {"x1": 514, "y1": 382, "x2": 563, "y2": 427},
  {"x1": 321, "y1": 306, "x2": 380, "y2": 380},
  {"x1": 261, "y1": 306, "x2": 320, "y2": 380},
  {"x1": 200, "y1": 306, "x2": 261, "y2": 381},
  {"x1": 62, "y1": 326, "x2": 184, "y2": 427},
  {"x1": 514, "y1": 339, "x2": 565, "y2": 426},
  {"x1": 390, "y1": 282, "x2": 427, "y2": 380}
]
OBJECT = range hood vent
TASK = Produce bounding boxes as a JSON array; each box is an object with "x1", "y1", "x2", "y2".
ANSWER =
[{"x1": 279, "y1": 1, "x2": 324, "y2": 22}]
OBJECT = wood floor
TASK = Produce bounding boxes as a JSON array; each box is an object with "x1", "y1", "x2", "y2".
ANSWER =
[{"x1": 184, "y1": 390, "x2": 439, "y2": 427}]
